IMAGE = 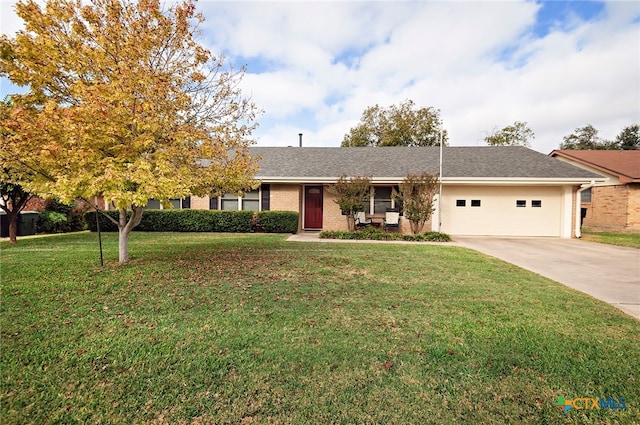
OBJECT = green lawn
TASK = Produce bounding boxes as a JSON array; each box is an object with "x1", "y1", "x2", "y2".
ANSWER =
[
  {"x1": 1, "y1": 233, "x2": 639, "y2": 424},
  {"x1": 581, "y1": 229, "x2": 640, "y2": 249}
]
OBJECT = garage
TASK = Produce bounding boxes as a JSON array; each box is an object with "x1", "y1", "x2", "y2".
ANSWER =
[{"x1": 440, "y1": 185, "x2": 567, "y2": 237}]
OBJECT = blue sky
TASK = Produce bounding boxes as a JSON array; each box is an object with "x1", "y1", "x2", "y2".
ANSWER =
[{"x1": 1, "y1": 0, "x2": 639, "y2": 153}]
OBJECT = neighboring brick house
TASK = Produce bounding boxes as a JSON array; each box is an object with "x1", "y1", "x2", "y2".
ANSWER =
[
  {"x1": 184, "y1": 146, "x2": 601, "y2": 237},
  {"x1": 550, "y1": 150, "x2": 640, "y2": 233}
]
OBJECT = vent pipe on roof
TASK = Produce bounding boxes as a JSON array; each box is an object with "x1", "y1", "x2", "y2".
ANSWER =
[{"x1": 299, "y1": 133, "x2": 303, "y2": 147}]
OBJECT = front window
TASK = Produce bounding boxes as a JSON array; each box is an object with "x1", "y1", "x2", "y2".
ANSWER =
[
  {"x1": 364, "y1": 186, "x2": 397, "y2": 214},
  {"x1": 145, "y1": 199, "x2": 161, "y2": 209},
  {"x1": 374, "y1": 187, "x2": 393, "y2": 214},
  {"x1": 217, "y1": 190, "x2": 261, "y2": 211},
  {"x1": 221, "y1": 193, "x2": 239, "y2": 210},
  {"x1": 242, "y1": 190, "x2": 260, "y2": 211}
]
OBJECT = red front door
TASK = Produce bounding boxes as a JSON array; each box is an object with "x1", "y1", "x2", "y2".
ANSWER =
[{"x1": 304, "y1": 186, "x2": 323, "y2": 229}]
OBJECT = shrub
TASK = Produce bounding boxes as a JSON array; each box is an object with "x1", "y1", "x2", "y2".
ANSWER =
[
  {"x1": 256, "y1": 211, "x2": 299, "y2": 233},
  {"x1": 211, "y1": 210, "x2": 254, "y2": 233},
  {"x1": 36, "y1": 199, "x2": 85, "y2": 233},
  {"x1": 319, "y1": 228, "x2": 450, "y2": 242},
  {"x1": 85, "y1": 210, "x2": 254, "y2": 233},
  {"x1": 36, "y1": 211, "x2": 68, "y2": 233}
]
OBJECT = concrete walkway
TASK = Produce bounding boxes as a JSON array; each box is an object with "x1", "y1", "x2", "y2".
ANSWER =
[{"x1": 288, "y1": 233, "x2": 640, "y2": 319}]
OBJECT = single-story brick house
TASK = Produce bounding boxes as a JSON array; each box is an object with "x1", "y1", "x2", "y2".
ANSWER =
[
  {"x1": 182, "y1": 146, "x2": 603, "y2": 237},
  {"x1": 549, "y1": 150, "x2": 640, "y2": 233}
]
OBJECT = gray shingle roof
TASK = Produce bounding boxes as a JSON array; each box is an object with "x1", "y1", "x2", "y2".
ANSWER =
[{"x1": 249, "y1": 146, "x2": 602, "y2": 180}]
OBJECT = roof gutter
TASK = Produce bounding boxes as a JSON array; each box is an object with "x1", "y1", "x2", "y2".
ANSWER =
[
  {"x1": 575, "y1": 180, "x2": 596, "y2": 238},
  {"x1": 257, "y1": 176, "x2": 605, "y2": 185}
]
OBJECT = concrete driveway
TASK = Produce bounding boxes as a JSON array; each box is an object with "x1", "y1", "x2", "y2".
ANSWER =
[{"x1": 452, "y1": 237, "x2": 640, "y2": 320}]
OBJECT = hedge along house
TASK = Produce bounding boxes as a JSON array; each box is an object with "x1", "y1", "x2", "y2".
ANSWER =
[{"x1": 187, "y1": 146, "x2": 603, "y2": 237}]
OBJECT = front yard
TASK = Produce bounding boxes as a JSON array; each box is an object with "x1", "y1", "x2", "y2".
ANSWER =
[{"x1": 1, "y1": 233, "x2": 638, "y2": 424}]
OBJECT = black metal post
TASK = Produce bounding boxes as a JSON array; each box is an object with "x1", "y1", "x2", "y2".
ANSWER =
[{"x1": 95, "y1": 209, "x2": 104, "y2": 267}]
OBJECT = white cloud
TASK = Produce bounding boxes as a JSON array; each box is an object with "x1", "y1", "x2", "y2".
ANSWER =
[{"x1": 2, "y1": 0, "x2": 638, "y2": 153}]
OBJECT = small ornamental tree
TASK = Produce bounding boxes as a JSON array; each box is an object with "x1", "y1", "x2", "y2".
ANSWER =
[
  {"x1": 0, "y1": 171, "x2": 32, "y2": 244},
  {"x1": 0, "y1": 0, "x2": 260, "y2": 263},
  {"x1": 396, "y1": 173, "x2": 439, "y2": 235},
  {"x1": 327, "y1": 175, "x2": 371, "y2": 232}
]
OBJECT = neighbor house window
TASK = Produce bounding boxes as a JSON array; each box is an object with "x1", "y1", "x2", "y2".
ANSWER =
[
  {"x1": 364, "y1": 186, "x2": 397, "y2": 214},
  {"x1": 456, "y1": 199, "x2": 466, "y2": 207},
  {"x1": 471, "y1": 200, "x2": 481, "y2": 207},
  {"x1": 532, "y1": 200, "x2": 542, "y2": 208},
  {"x1": 218, "y1": 190, "x2": 260, "y2": 211},
  {"x1": 516, "y1": 200, "x2": 526, "y2": 208},
  {"x1": 581, "y1": 188, "x2": 592, "y2": 203}
]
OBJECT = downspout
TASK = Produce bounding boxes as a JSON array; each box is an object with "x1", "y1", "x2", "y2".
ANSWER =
[{"x1": 575, "y1": 180, "x2": 595, "y2": 238}]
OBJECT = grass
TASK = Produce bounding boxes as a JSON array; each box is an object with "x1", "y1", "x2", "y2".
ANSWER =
[
  {"x1": 581, "y1": 229, "x2": 640, "y2": 249},
  {"x1": 1, "y1": 232, "x2": 639, "y2": 424}
]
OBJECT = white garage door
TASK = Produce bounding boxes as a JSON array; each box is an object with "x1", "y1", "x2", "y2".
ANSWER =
[{"x1": 441, "y1": 186, "x2": 563, "y2": 237}]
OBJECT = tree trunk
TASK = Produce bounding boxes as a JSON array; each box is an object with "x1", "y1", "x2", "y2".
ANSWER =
[
  {"x1": 117, "y1": 206, "x2": 144, "y2": 263},
  {"x1": 8, "y1": 211, "x2": 18, "y2": 244},
  {"x1": 410, "y1": 220, "x2": 424, "y2": 235},
  {"x1": 118, "y1": 226, "x2": 130, "y2": 263},
  {"x1": 346, "y1": 214, "x2": 356, "y2": 232}
]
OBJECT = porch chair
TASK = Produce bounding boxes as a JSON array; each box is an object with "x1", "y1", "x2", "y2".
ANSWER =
[
  {"x1": 355, "y1": 211, "x2": 373, "y2": 229},
  {"x1": 383, "y1": 208, "x2": 400, "y2": 232}
]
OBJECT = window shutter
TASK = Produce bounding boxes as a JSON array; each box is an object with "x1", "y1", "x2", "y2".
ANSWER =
[
  {"x1": 182, "y1": 196, "x2": 191, "y2": 209},
  {"x1": 209, "y1": 196, "x2": 218, "y2": 210},
  {"x1": 261, "y1": 184, "x2": 270, "y2": 211}
]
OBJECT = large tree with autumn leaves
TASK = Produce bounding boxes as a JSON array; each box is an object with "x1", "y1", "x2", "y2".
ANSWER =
[{"x1": 0, "y1": 0, "x2": 260, "y2": 262}]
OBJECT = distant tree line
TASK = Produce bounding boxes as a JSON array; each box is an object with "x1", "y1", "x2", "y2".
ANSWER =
[
  {"x1": 343, "y1": 100, "x2": 638, "y2": 150},
  {"x1": 558, "y1": 124, "x2": 639, "y2": 150}
]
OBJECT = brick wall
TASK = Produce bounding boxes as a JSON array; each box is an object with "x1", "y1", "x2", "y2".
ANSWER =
[
  {"x1": 23, "y1": 196, "x2": 47, "y2": 212},
  {"x1": 270, "y1": 184, "x2": 301, "y2": 213},
  {"x1": 23, "y1": 196, "x2": 107, "y2": 212},
  {"x1": 183, "y1": 183, "x2": 444, "y2": 235},
  {"x1": 190, "y1": 195, "x2": 210, "y2": 210},
  {"x1": 582, "y1": 184, "x2": 639, "y2": 232},
  {"x1": 322, "y1": 190, "x2": 349, "y2": 231},
  {"x1": 626, "y1": 184, "x2": 640, "y2": 231}
]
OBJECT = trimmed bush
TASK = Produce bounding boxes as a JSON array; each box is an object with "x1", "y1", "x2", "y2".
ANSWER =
[
  {"x1": 256, "y1": 211, "x2": 299, "y2": 233},
  {"x1": 84, "y1": 210, "x2": 254, "y2": 233},
  {"x1": 319, "y1": 228, "x2": 451, "y2": 242}
]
